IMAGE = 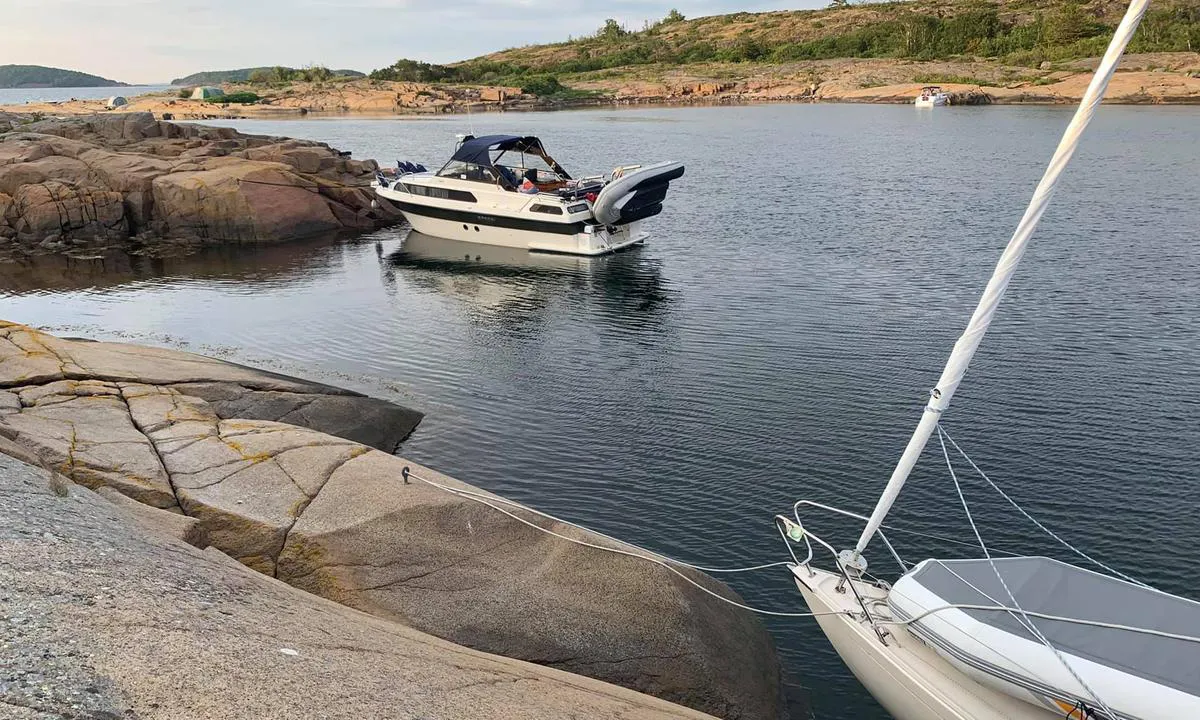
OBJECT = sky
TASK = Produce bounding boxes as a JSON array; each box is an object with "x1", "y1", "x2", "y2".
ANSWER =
[{"x1": 3, "y1": 0, "x2": 820, "y2": 84}]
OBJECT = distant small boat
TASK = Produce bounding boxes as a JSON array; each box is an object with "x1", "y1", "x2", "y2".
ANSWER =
[
  {"x1": 916, "y1": 86, "x2": 951, "y2": 107},
  {"x1": 373, "y1": 134, "x2": 684, "y2": 256}
]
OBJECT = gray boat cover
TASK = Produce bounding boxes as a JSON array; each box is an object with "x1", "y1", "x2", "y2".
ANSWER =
[{"x1": 906, "y1": 557, "x2": 1200, "y2": 698}]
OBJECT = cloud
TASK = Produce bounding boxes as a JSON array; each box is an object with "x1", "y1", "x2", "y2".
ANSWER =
[{"x1": 0, "y1": 0, "x2": 814, "y2": 83}]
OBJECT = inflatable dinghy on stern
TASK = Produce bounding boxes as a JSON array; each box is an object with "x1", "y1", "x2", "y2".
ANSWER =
[{"x1": 592, "y1": 161, "x2": 686, "y2": 226}]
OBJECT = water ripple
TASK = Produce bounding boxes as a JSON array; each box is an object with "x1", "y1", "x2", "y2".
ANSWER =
[{"x1": 2, "y1": 104, "x2": 1198, "y2": 719}]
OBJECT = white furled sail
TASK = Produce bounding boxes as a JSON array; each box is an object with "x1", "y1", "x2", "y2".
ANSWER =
[{"x1": 852, "y1": 0, "x2": 1152, "y2": 556}]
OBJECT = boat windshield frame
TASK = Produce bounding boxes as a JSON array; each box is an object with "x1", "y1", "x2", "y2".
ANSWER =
[{"x1": 438, "y1": 135, "x2": 573, "y2": 190}]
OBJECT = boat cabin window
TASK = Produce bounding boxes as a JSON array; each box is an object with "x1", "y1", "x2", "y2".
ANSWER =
[
  {"x1": 529, "y1": 204, "x2": 563, "y2": 215},
  {"x1": 402, "y1": 183, "x2": 477, "y2": 203}
]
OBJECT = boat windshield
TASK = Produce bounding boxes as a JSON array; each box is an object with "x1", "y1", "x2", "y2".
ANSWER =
[
  {"x1": 436, "y1": 161, "x2": 499, "y2": 184},
  {"x1": 493, "y1": 149, "x2": 567, "y2": 188}
]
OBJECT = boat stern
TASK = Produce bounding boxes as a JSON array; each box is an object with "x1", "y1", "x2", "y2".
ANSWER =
[{"x1": 528, "y1": 222, "x2": 648, "y2": 256}]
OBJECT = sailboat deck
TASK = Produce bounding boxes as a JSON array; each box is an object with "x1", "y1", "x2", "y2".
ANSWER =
[{"x1": 896, "y1": 557, "x2": 1200, "y2": 698}]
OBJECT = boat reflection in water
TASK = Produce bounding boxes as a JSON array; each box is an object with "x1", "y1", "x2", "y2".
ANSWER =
[{"x1": 381, "y1": 231, "x2": 674, "y2": 331}]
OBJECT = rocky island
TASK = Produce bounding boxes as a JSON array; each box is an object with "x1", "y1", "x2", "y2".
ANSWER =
[
  {"x1": 0, "y1": 111, "x2": 401, "y2": 258},
  {"x1": 0, "y1": 64, "x2": 128, "y2": 89},
  {"x1": 0, "y1": 322, "x2": 791, "y2": 719}
]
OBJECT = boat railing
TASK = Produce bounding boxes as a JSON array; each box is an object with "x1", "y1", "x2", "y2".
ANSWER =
[
  {"x1": 775, "y1": 500, "x2": 912, "y2": 644},
  {"x1": 787, "y1": 500, "x2": 910, "y2": 575}
]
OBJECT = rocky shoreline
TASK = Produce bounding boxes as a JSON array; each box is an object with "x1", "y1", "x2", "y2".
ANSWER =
[
  {"x1": 1, "y1": 451, "x2": 720, "y2": 720},
  {"x1": 0, "y1": 322, "x2": 790, "y2": 719},
  {"x1": 3, "y1": 53, "x2": 1199, "y2": 123},
  {"x1": 0, "y1": 111, "x2": 402, "y2": 259}
]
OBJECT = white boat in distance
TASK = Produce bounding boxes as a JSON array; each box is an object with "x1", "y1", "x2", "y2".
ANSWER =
[
  {"x1": 779, "y1": 0, "x2": 1200, "y2": 718},
  {"x1": 916, "y1": 86, "x2": 951, "y2": 107},
  {"x1": 373, "y1": 134, "x2": 684, "y2": 256}
]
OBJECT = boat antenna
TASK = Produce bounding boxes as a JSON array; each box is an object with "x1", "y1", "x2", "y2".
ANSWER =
[
  {"x1": 465, "y1": 87, "x2": 476, "y2": 137},
  {"x1": 851, "y1": 0, "x2": 1152, "y2": 560}
]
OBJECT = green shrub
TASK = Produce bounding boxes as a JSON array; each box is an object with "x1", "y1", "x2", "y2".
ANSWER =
[
  {"x1": 210, "y1": 91, "x2": 260, "y2": 104},
  {"x1": 913, "y1": 73, "x2": 990, "y2": 85},
  {"x1": 177, "y1": 88, "x2": 192, "y2": 98},
  {"x1": 519, "y1": 74, "x2": 565, "y2": 96}
]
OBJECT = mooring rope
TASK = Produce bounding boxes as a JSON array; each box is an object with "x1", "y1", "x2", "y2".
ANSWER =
[{"x1": 400, "y1": 466, "x2": 847, "y2": 619}]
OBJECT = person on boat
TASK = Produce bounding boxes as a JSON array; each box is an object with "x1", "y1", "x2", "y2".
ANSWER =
[{"x1": 519, "y1": 169, "x2": 539, "y2": 194}]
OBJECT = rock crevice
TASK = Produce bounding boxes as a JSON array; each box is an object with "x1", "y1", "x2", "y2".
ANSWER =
[
  {"x1": 1, "y1": 451, "x2": 720, "y2": 720},
  {"x1": 0, "y1": 323, "x2": 788, "y2": 720}
]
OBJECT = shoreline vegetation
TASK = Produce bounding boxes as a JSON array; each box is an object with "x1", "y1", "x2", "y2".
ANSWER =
[{"x1": 3, "y1": 0, "x2": 1200, "y2": 117}]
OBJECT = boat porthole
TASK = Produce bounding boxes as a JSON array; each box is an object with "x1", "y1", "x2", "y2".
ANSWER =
[
  {"x1": 474, "y1": 226, "x2": 480, "y2": 232},
  {"x1": 462, "y1": 224, "x2": 469, "y2": 230}
]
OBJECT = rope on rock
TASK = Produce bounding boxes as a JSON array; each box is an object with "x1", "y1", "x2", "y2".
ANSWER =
[{"x1": 400, "y1": 466, "x2": 848, "y2": 619}]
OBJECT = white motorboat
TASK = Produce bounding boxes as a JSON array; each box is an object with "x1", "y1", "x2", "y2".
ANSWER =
[
  {"x1": 779, "y1": 0, "x2": 1200, "y2": 718},
  {"x1": 373, "y1": 134, "x2": 684, "y2": 256},
  {"x1": 916, "y1": 86, "x2": 951, "y2": 107}
]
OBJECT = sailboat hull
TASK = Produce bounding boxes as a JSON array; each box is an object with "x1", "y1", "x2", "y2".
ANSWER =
[{"x1": 793, "y1": 567, "x2": 1059, "y2": 720}]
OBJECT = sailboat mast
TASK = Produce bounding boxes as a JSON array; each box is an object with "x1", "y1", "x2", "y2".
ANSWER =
[{"x1": 852, "y1": 0, "x2": 1153, "y2": 556}]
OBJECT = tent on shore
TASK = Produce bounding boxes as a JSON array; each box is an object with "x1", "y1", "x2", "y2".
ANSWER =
[{"x1": 190, "y1": 86, "x2": 224, "y2": 100}]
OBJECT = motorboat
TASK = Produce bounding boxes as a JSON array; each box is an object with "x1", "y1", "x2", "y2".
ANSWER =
[
  {"x1": 778, "y1": 0, "x2": 1200, "y2": 718},
  {"x1": 373, "y1": 135, "x2": 684, "y2": 256},
  {"x1": 916, "y1": 86, "x2": 951, "y2": 107}
]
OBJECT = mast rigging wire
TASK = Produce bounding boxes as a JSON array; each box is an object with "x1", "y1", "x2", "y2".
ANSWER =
[
  {"x1": 853, "y1": 0, "x2": 1157, "y2": 555},
  {"x1": 938, "y1": 425, "x2": 1150, "y2": 588},
  {"x1": 938, "y1": 426, "x2": 1120, "y2": 720}
]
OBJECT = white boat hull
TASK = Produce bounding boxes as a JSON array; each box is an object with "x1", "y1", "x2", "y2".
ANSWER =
[
  {"x1": 401, "y1": 209, "x2": 647, "y2": 256},
  {"x1": 916, "y1": 94, "x2": 950, "y2": 107},
  {"x1": 793, "y1": 567, "x2": 1059, "y2": 720}
]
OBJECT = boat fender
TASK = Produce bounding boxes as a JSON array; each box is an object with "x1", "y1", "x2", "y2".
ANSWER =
[{"x1": 592, "y1": 161, "x2": 684, "y2": 226}]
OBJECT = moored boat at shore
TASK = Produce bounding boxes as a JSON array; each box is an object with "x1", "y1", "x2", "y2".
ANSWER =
[
  {"x1": 373, "y1": 134, "x2": 684, "y2": 256},
  {"x1": 781, "y1": 0, "x2": 1200, "y2": 718},
  {"x1": 916, "y1": 86, "x2": 951, "y2": 107}
]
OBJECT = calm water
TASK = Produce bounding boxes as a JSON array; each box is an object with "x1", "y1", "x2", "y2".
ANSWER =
[
  {"x1": 2, "y1": 104, "x2": 1198, "y2": 719},
  {"x1": 0, "y1": 85, "x2": 171, "y2": 106}
]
